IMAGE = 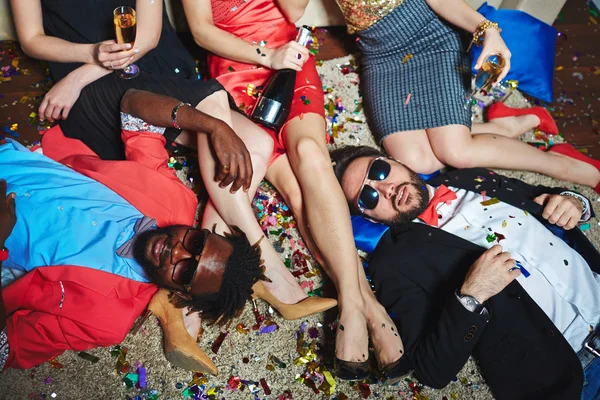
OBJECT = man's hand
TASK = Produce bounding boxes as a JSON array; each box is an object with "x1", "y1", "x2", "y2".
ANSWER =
[
  {"x1": 533, "y1": 193, "x2": 582, "y2": 230},
  {"x1": 0, "y1": 180, "x2": 16, "y2": 248},
  {"x1": 209, "y1": 120, "x2": 253, "y2": 193},
  {"x1": 460, "y1": 245, "x2": 520, "y2": 303}
]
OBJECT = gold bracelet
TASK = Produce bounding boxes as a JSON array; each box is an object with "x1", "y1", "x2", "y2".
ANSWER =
[{"x1": 467, "y1": 20, "x2": 501, "y2": 53}]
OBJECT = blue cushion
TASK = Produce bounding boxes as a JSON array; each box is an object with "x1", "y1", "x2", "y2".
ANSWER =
[{"x1": 470, "y1": 3, "x2": 557, "y2": 103}]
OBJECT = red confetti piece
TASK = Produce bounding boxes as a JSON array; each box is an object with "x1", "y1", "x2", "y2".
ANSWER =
[
  {"x1": 260, "y1": 378, "x2": 271, "y2": 395},
  {"x1": 404, "y1": 93, "x2": 411, "y2": 106},
  {"x1": 211, "y1": 331, "x2": 228, "y2": 354}
]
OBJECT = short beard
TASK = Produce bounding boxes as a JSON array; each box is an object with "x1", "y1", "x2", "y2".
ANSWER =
[
  {"x1": 132, "y1": 225, "x2": 183, "y2": 280},
  {"x1": 386, "y1": 172, "x2": 430, "y2": 229}
]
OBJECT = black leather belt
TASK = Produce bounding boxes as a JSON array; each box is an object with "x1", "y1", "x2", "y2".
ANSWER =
[{"x1": 578, "y1": 325, "x2": 600, "y2": 370}]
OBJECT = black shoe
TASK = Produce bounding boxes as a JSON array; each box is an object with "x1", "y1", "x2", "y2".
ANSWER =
[
  {"x1": 380, "y1": 357, "x2": 413, "y2": 385},
  {"x1": 334, "y1": 356, "x2": 371, "y2": 381}
]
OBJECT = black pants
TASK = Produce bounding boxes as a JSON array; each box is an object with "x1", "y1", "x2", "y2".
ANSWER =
[{"x1": 60, "y1": 72, "x2": 225, "y2": 160}]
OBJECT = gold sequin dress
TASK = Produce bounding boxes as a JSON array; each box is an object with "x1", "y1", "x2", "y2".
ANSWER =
[{"x1": 337, "y1": 0, "x2": 472, "y2": 142}]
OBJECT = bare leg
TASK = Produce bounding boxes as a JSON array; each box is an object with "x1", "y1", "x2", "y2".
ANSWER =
[
  {"x1": 282, "y1": 113, "x2": 372, "y2": 362},
  {"x1": 471, "y1": 115, "x2": 540, "y2": 138},
  {"x1": 427, "y1": 125, "x2": 600, "y2": 187},
  {"x1": 195, "y1": 95, "x2": 307, "y2": 304},
  {"x1": 382, "y1": 129, "x2": 445, "y2": 175},
  {"x1": 266, "y1": 154, "x2": 326, "y2": 266}
]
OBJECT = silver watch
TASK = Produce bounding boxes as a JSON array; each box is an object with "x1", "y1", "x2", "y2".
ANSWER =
[{"x1": 455, "y1": 290, "x2": 487, "y2": 315}]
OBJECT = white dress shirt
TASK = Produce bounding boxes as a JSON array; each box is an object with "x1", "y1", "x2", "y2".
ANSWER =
[{"x1": 421, "y1": 185, "x2": 600, "y2": 351}]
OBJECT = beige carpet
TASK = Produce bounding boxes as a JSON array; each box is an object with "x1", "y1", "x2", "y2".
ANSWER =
[{"x1": 0, "y1": 55, "x2": 598, "y2": 400}]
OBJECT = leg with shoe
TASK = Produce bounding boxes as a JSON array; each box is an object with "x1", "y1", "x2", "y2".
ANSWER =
[{"x1": 280, "y1": 114, "x2": 406, "y2": 382}]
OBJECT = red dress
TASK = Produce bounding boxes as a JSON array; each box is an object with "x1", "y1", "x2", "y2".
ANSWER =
[{"x1": 208, "y1": 0, "x2": 326, "y2": 164}]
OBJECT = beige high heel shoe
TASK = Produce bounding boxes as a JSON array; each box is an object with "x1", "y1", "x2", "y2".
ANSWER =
[
  {"x1": 135, "y1": 289, "x2": 218, "y2": 376},
  {"x1": 251, "y1": 280, "x2": 337, "y2": 320}
]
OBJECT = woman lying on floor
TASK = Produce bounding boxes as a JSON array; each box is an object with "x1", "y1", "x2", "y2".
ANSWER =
[{"x1": 336, "y1": 0, "x2": 600, "y2": 193}]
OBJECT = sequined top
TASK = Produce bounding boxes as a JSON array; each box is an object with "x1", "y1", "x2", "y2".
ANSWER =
[{"x1": 336, "y1": 0, "x2": 405, "y2": 33}]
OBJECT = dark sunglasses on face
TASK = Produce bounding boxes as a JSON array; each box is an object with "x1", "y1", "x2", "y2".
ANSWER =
[
  {"x1": 170, "y1": 229, "x2": 209, "y2": 288},
  {"x1": 357, "y1": 157, "x2": 391, "y2": 212}
]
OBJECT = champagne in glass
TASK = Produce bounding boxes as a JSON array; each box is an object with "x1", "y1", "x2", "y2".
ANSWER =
[
  {"x1": 113, "y1": 6, "x2": 139, "y2": 79},
  {"x1": 464, "y1": 53, "x2": 505, "y2": 110}
]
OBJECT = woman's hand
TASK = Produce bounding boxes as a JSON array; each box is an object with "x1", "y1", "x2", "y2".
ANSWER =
[
  {"x1": 38, "y1": 73, "x2": 84, "y2": 121},
  {"x1": 475, "y1": 29, "x2": 511, "y2": 84},
  {"x1": 94, "y1": 40, "x2": 139, "y2": 70},
  {"x1": 0, "y1": 180, "x2": 16, "y2": 248},
  {"x1": 265, "y1": 41, "x2": 310, "y2": 71},
  {"x1": 209, "y1": 121, "x2": 254, "y2": 193}
]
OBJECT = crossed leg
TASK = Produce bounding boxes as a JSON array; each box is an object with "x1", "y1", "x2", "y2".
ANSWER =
[{"x1": 281, "y1": 113, "x2": 404, "y2": 365}]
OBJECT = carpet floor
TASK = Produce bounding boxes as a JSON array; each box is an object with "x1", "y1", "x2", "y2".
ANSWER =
[{"x1": 0, "y1": 54, "x2": 598, "y2": 400}]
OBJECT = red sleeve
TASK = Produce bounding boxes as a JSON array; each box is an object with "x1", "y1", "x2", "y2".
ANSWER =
[
  {"x1": 41, "y1": 126, "x2": 198, "y2": 227},
  {"x1": 2, "y1": 267, "x2": 157, "y2": 370}
]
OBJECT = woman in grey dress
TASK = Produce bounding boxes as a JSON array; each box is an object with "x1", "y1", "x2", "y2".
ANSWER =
[{"x1": 336, "y1": 0, "x2": 600, "y2": 191}]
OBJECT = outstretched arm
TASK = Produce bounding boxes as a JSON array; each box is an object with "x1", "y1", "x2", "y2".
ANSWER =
[
  {"x1": 425, "y1": 0, "x2": 511, "y2": 81},
  {"x1": 120, "y1": 89, "x2": 253, "y2": 192},
  {"x1": 182, "y1": 0, "x2": 309, "y2": 71}
]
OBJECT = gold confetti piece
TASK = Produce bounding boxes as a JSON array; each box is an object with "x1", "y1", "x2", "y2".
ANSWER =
[
  {"x1": 507, "y1": 80, "x2": 519, "y2": 89},
  {"x1": 480, "y1": 197, "x2": 500, "y2": 206},
  {"x1": 590, "y1": 16, "x2": 598, "y2": 25},
  {"x1": 19, "y1": 95, "x2": 29, "y2": 104},
  {"x1": 502, "y1": 220, "x2": 507, "y2": 228},
  {"x1": 402, "y1": 54, "x2": 413, "y2": 64},
  {"x1": 555, "y1": 66, "x2": 564, "y2": 71},
  {"x1": 11, "y1": 57, "x2": 20, "y2": 68},
  {"x1": 524, "y1": 210, "x2": 529, "y2": 216}
]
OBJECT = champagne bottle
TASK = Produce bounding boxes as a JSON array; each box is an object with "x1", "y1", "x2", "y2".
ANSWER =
[{"x1": 251, "y1": 26, "x2": 312, "y2": 131}]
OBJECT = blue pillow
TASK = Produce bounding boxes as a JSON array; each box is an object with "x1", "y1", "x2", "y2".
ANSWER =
[{"x1": 470, "y1": 3, "x2": 557, "y2": 103}]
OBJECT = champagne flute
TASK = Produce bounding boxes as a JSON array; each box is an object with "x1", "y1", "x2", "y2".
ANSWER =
[
  {"x1": 464, "y1": 53, "x2": 506, "y2": 110},
  {"x1": 113, "y1": 6, "x2": 139, "y2": 79}
]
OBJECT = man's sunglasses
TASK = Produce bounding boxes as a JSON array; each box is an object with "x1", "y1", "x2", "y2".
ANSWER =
[
  {"x1": 169, "y1": 228, "x2": 209, "y2": 288},
  {"x1": 357, "y1": 157, "x2": 391, "y2": 213}
]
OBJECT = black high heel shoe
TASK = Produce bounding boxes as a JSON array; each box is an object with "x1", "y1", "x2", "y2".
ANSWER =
[
  {"x1": 379, "y1": 357, "x2": 413, "y2": 385},
  {"x1": 334, "y1": 356, "x2": 371, "y2": 381}
]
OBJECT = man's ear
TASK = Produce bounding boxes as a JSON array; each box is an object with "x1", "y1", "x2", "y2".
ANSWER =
[{"x1": 172, "y1": 290, "x2": 193, "y2": 301}]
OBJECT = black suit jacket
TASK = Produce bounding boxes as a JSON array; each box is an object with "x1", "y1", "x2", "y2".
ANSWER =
[{"x1": 369, "y1": 168, "x2": 600, "y2": 400}]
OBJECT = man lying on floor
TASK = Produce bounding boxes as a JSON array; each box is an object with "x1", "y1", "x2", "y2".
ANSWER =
[
  {"x1": 331, "y1": 145, "x2": 600, "y2": 400},
  {"x1": 0, "y1": 89, "x2": 266, "y2": 373}
]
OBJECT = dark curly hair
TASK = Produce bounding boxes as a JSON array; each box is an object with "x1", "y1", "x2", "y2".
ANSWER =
[
  {"x1": 330, "y1": 145, "x2": 386, "y2": 214},
  {"x1": 169, "y1": 225, "x2": 266, "y2": 325}
]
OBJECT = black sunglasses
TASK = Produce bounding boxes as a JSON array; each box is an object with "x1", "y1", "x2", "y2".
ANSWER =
[
  {"x1": 169, "y1": 229, "x2": 209, "y2": 288},
  {"x1": 357, "y1": 157, "x2": 391, "y2": 212}
]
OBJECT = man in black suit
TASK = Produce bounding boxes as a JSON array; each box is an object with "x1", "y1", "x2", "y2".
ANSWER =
[{"x1": 330, "y1": 145, "x2": 600, "y2": 400}]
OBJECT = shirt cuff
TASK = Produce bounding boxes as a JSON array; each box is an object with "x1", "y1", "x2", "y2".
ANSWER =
[
  {"x1": 120, "y1": 113, "x2": 166, "y2": 135},
  {"x1": 560, "y1": 191, "x2": 591, "y2": 222},
  {"x1": 0, "y1": 327, "x2": 8, "y2": 370}
]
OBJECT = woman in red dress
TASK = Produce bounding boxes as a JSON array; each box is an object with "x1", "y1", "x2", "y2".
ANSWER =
[{"x1": 183, "y1": 0, "x2": 405, "y2": 379}]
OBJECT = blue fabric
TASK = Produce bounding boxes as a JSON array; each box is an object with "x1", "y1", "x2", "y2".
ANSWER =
[
  {"x1": 471, "y1": 3, "x2": 557, "y2": 103},
  {"x1": 1, "y1": 139, "x2": 150, "y2": 282},
  {"x1": 582, "y1": 355, "x2": 600, "y2": 399},
  {"x1": 351, "y1": 216, "x2": 390, "y2": 254}
]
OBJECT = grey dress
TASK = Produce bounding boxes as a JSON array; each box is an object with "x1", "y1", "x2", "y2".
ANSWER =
[{"x1": 357, "y1": 0, "x2": 472, "y2": 143}]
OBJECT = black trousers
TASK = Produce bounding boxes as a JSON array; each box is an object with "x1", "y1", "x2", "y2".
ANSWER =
[{"x1": 59, "y1": 72, "x2": 225, "y2": 160}]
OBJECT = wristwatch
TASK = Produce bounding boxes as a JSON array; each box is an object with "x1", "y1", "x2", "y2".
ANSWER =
[
  {"x1": 0, "y1": 247, "x2": 8, "y2": 262},
  {"x1": 455, "y1": 290, "x2": 489, "y2": 317}
]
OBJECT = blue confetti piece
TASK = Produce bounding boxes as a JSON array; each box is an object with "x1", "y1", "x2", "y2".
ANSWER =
[{"x1": 515, "y1": 260, "x2": 530, "y2": 278}]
